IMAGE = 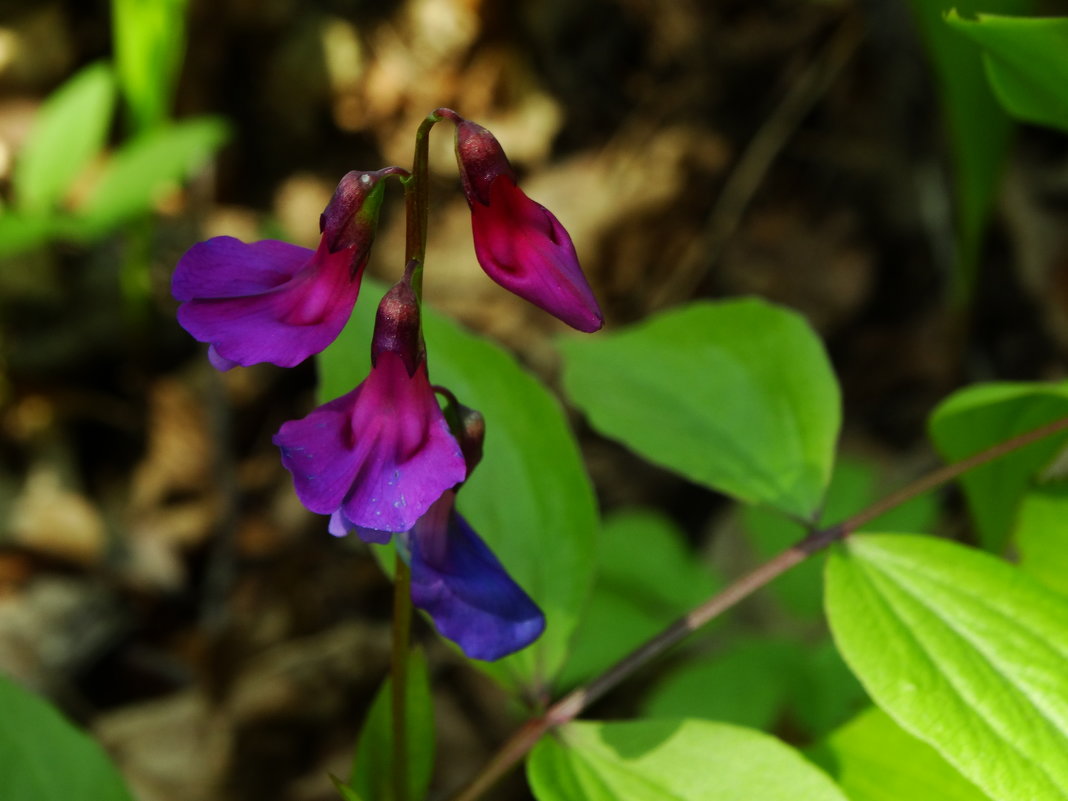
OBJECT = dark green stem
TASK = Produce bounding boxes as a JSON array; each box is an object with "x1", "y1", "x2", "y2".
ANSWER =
[
  {"x1": 403, "y1": 110, "x2": 447, "y2": 300},
  {"x1": 446, "y1": 412, "x2": 1068, "y2": 801},
  {"x1": 391, "y1": 554, "x2": 413, "y2": 801}
]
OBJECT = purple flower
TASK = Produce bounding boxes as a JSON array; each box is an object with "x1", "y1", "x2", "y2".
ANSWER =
[
  {"x1": 273, "y1": 271, "x2": 466, "y2": 536},
  {"x1": 172, "y1": 169, "x2": 390, "y2": 370},
  {"x1": 454, "y1": 118, "x2": 603, "y2": 333},
  {"x1": 404, "y1": 489, "x2": 545, "y2": 661}
]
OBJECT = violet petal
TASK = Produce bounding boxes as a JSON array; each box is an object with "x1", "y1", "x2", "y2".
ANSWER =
[
  {"x1": 273, "y1": 354, "x2": 466, "y2": 534},
  {"x1": 175, "y1": 237, "x2": 364, "y2": 368}
]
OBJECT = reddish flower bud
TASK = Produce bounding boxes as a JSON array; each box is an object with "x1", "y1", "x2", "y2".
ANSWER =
[
  {"x1": 371, "y1": 261, "x2": 425, "y2": 376},
  {"x1": 454, "y1": 119, "x2": 603, "y2": 332}
]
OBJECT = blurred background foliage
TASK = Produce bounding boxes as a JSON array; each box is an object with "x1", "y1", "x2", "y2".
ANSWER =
[{"x1": 0, "y1": 1, "x2": 1066, "y2": 800}]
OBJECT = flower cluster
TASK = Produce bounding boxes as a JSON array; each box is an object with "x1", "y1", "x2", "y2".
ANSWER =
[{"x1": 172, "y1": 110, "x2": 601, "y2": 660}]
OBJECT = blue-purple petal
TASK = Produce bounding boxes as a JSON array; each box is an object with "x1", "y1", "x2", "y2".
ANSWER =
[{"x1": 408, "y1": 509, "x2": 545, "y2": 661}]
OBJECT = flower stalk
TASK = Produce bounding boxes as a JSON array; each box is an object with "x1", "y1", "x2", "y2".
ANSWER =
[
  {"x1": 403, "y1": 109, "x2": 449, "y2": 299},
  {"x1": 391, "y1": 554, "x2": 413, "y2": 801}
]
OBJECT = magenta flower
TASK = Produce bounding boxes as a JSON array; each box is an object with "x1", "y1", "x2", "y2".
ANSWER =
[
  {"x1": 172, "y1": 169, "x2": 390, "y2": 370},
  {"x1": 273, "y1": 270, "x2": 466, "y2": 536},
  {"x1": 453, "y1": 118, "x2": 603, "y2": 333},
  {"x1": 404, "y1": 489, "x2": 544, "y2": 661}
]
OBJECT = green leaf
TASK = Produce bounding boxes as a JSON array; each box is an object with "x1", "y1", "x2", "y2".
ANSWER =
[
  {"x1": 1015, "y1": 482, "x2": 1068, "y2": 597},
  {"x1": 556, "y1": 509, "x2": 720, "y2": 690},
  {"x1": 928, "y1": 381, "x2": 1068, "y2": 551},
  {"x1": 905, "y1": 0, "x2": 1032, "y2": 305},
  {"x1": 643, "y1": 637, "x2": 866, "y2": 739},
  {"x1": 527, "y1": 719, "x2": 848, "y2": 801},
  {"x1": 743, "y1": 456, "x2": 938, "y2": 619},
  {"x1": 78, "y1": 116, "x2": 229, "y2": 232},
  {"x1": 0, "y1": 213, "x2": 56, "y2": 257},
  {"x1": 112, "y1": 0, "x2": 188, "y2": 133},
  {"x1": 642, "y1": 639, "x2": 799, "y2": 731},
  {"x1": 946, "y1": 12, "x2": 1068, "y2": 134},
  {"x1": 789, "y1": 640, "x2": 869, "y2": 740},
  {"x1": 13, "y1": 61, "x2": 116, "y2": 214},
  {"x1": 825, "y1": 534, "x2": 1068, "y2": 801},
  {"x1": 0, "y1": 674, "x2": 134, "y2": 801},
  {"x1": 319, "y1": 283, "x2": 598, "y2": 691},
  {"x1": 349, "y1": 650, "x2": 434, "y2": 801},
  {"x1": 561, "y1": 298, "x2": 841, "y2": 520},
  {"x1": 808, "y1": 707, "x2": 992, "y2": 801}
]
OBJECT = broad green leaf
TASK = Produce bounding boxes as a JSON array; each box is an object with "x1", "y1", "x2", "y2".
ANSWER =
[
  {"x1": 743, "y1": 456, "x2": 938, "y2": 619},
  {"x1": 1015, "y1": 482, "x2": 1068, "y2": 596},
  {"x1": 808, "y1": 707, "x2": 992, "y2": 801},
  {"x1": 556, "y1": 509, "x2": 720, "y2": 690},
  {"x1": 0, "y1": 674, "x2": 133, "y2": 801},
  {"x1": 947, "y1": 12, "x2": 1068, "y2": 133},
  {"x1": 561, "y1": 299, "x2": 841, "y2": 520},
  {"x1": 113, "y1": 0, "x2": 188, "y2": 133},
  {"x1": 319, "y1": 283, "x2": 598, "y2": 691},
  {"x1": 350, "y1": 650, "x2": 433, "y2": 801},
  {"x1": 78, "y1": 116, "x2": 229, "y2": 232},
  {"x1": 825, "y1": 534, "x2": 1068, "y2": 801},
  {"x1": 905, "y1": 0, "x2": 1032, "y2": 305},
  {"x1": 14, "y1": 62, "x2": 116, "y2": 214},
  {"x1": 928, "y1": 381, "x2": 1068, "y2": 551},
  {"x1": 527, "y1": 719, "x2": 848, "y2": 801}
]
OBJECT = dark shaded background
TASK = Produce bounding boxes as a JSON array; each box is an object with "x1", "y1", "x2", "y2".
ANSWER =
[{"x1": 0, "y1": 1, "x2": 1066, "y2": 799}]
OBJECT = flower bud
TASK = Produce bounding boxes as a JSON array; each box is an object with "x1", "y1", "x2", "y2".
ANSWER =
[
  {"x1": 454, "y1": 118, "x2": 604, "y2": 333},
  {"x1": 370, "y1": 261, "x2": 425, "y2": 376}
]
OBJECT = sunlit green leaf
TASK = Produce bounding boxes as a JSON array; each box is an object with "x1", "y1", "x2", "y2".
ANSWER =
[
  {"x1": 319, "y1": 282, "x2": 598, "y2": 692},
  {"x1": 561, "y1": 299, "x2": 841, "y2": 520},
  {"x1": 826, "y1": 534, "x2": 1068, "y2": 801},
  {"x1": 946, "y1": 12, "x2": 1068, "y2": 133},
  {"x1": 113, "y1": 0, "x2": 188, "y2": 133},
  {"x1": 527, "y1": 719, "x2": 848, "y2": 801},
  {"x1": 0, "y1": 674, "x2": 133, "y2": 801},
  {"x1": 350, "y1": 650, "x2": 433, "y2": 801},
  {"x1": 14, "y1": 62, "x2": 116, "y2": 214},
  {"x1": 928, "y1": 381, "x2": 1068, "y2": 551},
  {"x1": 808, "y1": 707, "x2": 992, "y2": 801}
]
